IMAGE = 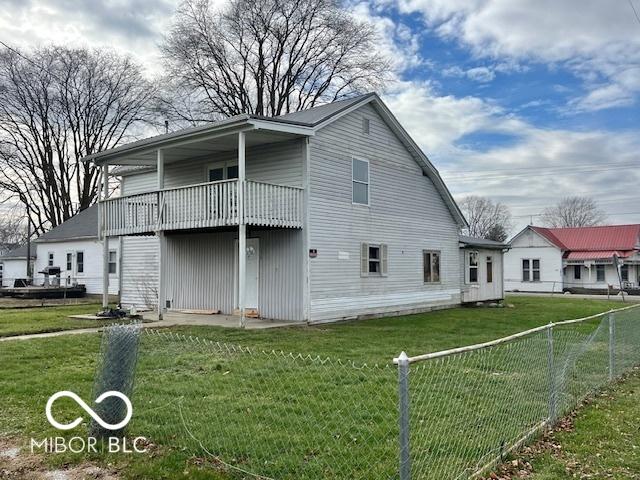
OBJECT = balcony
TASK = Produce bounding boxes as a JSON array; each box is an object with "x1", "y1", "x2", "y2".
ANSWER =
[{"x1": 100, "y1": 179, "x2": 304, "y2": 236}]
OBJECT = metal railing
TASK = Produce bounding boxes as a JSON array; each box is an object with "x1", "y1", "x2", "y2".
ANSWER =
[{"x1": 100, "y1": 179, "x2": 304, "y2": 236}]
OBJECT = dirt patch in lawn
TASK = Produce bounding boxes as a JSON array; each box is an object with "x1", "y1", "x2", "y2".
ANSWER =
[{"x1": 0, "y1": 437, "x2": 119, "y2": 480}]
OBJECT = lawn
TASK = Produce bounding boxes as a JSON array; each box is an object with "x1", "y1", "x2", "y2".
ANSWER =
[
  {"x1": 0, "y1": 295, "x2": 635, "y2": 479},
  {"x1": 521, "y1": 368, "x2": 640, "y2": 479},
  {"x1": 0, "y1": 303, "x2": 117, "y2": 337}
]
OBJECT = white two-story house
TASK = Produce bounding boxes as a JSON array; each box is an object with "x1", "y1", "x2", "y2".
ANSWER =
[{"x1": 84, "y1": 93, "x2": 472, "y2": 324}]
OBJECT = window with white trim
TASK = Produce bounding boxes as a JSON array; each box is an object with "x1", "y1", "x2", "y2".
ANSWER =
[
  {"x1": 352, "y1": 158, "x2": 369, "y2": 205},
  {"x1": 423, "y1": 250, "x2": 440, "y2": 283},
  {"x1": 596, "y1": 264, "x2": 605, "y2": 282},
  {"x1": 361, "y1": 242, "x2": 387, "y2": 277},
  {"x1": 522, "y1": 258, "x2": 540, "y2": 282},
  {"x1": 574, "y1": 265, "x2": 581, "y2": 280},
  {"x1": 66, "y1": 253, "x2": 72, "y2": 271},
  {"x1": 621, "y1": 264, "x2": 629, "y2": 282},
  {"x1": 48, "y1": 252, "x2": 54, "y2": 267},
  {"x1": 76, "y1": 251, "x2": 84, "y2": 274},
  {"x1": 108, "y1": 250, "x2": 117, "y2": 274},
  {"x1": 207, "y1": 161, "x2": 238, "y2": 182},
  {"x1": 486, "y1": 255, "x2": 493, "y2": 283},
  {"x1": 468, "y1": 251, "x2": 478, "y2": 283}
]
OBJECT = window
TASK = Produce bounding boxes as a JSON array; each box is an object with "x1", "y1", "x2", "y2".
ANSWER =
[
  {"x1": 621, "y1": 264, "x2": 629, "y2": 282},
  {"x1": 596, "y1": 264, "x2": 605, "y2": 282},
  {"x1": 574, "y1": 265, "x2": 581, "y2": 280},
  {"x1": 468, "y1": 251, "x2": 478, "y2": 283},
  {"x1": 362, "y1": 117, "x2": 370, "y2": 135},
  {"x1": 486, "y1": 256, "x2": 493, "y2": 283},
  {"x1": 522, "y1": 258, "x2": 540, "y2": 282},
  {"x1": 207, "y1": 162, "x2": 238, "y2": 182},
  {"x1": 76, "y1": 251, "x2": 84, "y2": 274},
  {"x1": 48, "y1": 252, "x2": 54, "y2": 267},
  {"x1": 360, "y1": 242, "x2": 387, "y2": 277},
  {"x1": 423, "y1": 250, "x2": 440, "y2": 283},
  {"x1": 352, "y1": 158, "x2": 369, "y2": 205},
  {"x1": 108, "y1": 250, "x2": 117, "y2": 274},
  {"x1": 0, "y1": 263, "x2": 3, "y2": 285},
  {"x1": 66, "y1": 253, "x2": 72, "y2": 271}
]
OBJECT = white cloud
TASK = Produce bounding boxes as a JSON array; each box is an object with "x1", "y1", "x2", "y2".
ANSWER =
[
  {"x1": 397, "y1": 0, "x2": 640, "y2": 111},
  {"x1": 383, "y1": 81, "x2": 640, "y2": 231}
]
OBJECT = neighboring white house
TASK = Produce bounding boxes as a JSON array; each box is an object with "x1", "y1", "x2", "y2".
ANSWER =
[
  {"x1": 459, "y1": 236, "x2": 510, "y2": 303},
  {"x1": 84, "y1": 93, "x2": 506, "y2": 323},
  {"x1": 32, "y1": 205, "x2": 120, "y2": 295},
  {"x1": 505, "y1": 224, "x2": 640, "y2": 293},
  {"x1": 0, "y1": 244, "x2": 35, "y2": 288}
]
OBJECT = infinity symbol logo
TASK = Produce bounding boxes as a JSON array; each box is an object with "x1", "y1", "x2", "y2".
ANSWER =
[{"x1": 46, "y1": 391, "x2": 133, "y2": 431}]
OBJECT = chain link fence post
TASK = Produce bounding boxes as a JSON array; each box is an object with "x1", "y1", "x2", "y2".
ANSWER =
[
  {"x1": 609, "y1": 312, "x2": 616, "y2": 381},
  {"x1": 546, "y1": 324, "x2": 556, "y2": 425},
  {"x1": 397, "y1": 351, "x2": 411, "y2": 480}
]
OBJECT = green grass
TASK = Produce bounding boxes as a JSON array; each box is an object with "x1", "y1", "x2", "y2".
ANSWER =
[
  {"x1": 528, "y1": 369, "x2": 640, "y2": 479},
  {"x1": 0, "y1": 295, "x2": 633, "y2": 479},
  {"x1": 0, "y1": 303, "x2": 117, "y2": 337}
]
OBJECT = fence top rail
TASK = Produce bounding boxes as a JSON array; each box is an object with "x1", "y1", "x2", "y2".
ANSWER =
[{"x1": 396, "y1": 303, "x2": 640, "y2": 365}]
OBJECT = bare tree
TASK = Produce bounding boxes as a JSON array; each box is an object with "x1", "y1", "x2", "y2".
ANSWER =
[
  {"x1": 460, "y1": 196, "x2": 513, "y2": 242},
  {"x1": 0, "y1": 206, "x2": 26, "y2": 251},
  {"x1": 160, "y1": 0, "x2": 390, "y2": 123},
  {"x1": 540, "y1": 196, "x2": 607, "y2": 228},
  {"x1": 0, "y1": 46, "x2": 156, "y2": 235}
]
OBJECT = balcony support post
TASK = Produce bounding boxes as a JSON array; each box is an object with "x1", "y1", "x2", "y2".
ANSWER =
[
  {"x1": 101, "y1": 162, "x2": 110, "y2": 309},
  {"x1": 238, "y1": 131, "x2": 246, "y2": 328},
  {"x1": 157, "y1": 149, "x2": 166, "y2": 320}
]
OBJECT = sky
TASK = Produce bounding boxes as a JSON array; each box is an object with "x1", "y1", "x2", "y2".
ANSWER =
[{"x1": 1, "y1": 0, "x2": 639, "y2": 233}]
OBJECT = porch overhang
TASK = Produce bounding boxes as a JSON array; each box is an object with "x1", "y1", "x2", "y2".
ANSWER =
[{"x1": 82, "y1": 116, "x2": 315, "y2": 167}]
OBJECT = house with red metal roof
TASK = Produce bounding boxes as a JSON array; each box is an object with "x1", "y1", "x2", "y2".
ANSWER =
[{"x1": 504, "y1": 224, "x2": 640, "y2": 294}]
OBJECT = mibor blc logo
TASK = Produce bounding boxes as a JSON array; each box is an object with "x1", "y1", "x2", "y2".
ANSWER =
[
  {"x1": 31, "y1": 390, "x2": 147, "y2": 454},
  {"x1": 46, "y1": 391, "x2": 133, "y2": 431}
]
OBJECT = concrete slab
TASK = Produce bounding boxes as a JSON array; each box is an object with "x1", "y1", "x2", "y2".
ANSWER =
[{"x1": 142, "y1": 311, "x2": 304, "y2": 329}]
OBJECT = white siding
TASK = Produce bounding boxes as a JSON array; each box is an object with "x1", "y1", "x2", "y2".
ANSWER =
[
  {"x1": 1, "y1": 258, "x2": 28, "y2": 287},
  {"x1": 120, "y1": 236, "x2": 159, "y2": 308},
  {"x1": 163, "y1": 230, "x2": 303, "y2": 321},
  {"x1": 460, "y1": 248, "x2": 505, "y2": 302},
  {"x1": 504, "y1": 229, "x2": 563, "y2": 292},
  {"x1": 307, "y1": 103, "x2": 461, "y2": 322},
  {"x1": 563, "y1": 261, "x2": 639, "y2": 290},
  {"x1": 32, "y1": 238, "x2": 119, "y2": 295}
]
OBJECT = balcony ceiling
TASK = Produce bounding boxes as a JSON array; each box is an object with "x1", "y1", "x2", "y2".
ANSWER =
[{"x1": 107, "y1": 129, "x2": 304, "y2": 166}]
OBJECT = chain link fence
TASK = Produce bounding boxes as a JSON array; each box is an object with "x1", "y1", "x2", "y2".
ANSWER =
[
  {"x1": 400, "y1": 304, "x2": 640, "y2": 479},
  {"x1": 94, "y1": 304, "x2": 640, "y2": 479}
]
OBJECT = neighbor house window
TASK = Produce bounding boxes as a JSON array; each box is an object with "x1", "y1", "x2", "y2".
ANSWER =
[
  {"x1": 66, "y1": 253, "x2": 72, "y2": 271},
  {"x1": 0, "y1": 263, "x2": 3, "y2": 285},
  {"x1": 108, "y1": 250, "x2": 117, "y2": 274},
  {"x1": 423, "y1": 250, "x2": 440, "y2": 283},
  {"x1": 468, "y1": 251, "x2": 478, "y2": 283},
  {"x1": 486, "y1": 256, "x2": 493, "y2": 283},
  {"x1": 574, "y1": 265, "x2": 581, "y2": 280},
  {"x1": 352, "y1": 158, "x2": 369, "y2": 205},
  {"x1": 48, "y1": 252, "x2": 54, "y2": 267},
  {"x1": 621, "y1": 264, "x2": 629, "y2": 282},
  {"x1": 596, "y1": 264, "x2": 605, "y2": 282},
  {"x1": 361, "y1": 242, "x2": 387, "y2": 277},
  {"x1": 522, "y1": 259, "x2": 540, "y2": 282},
  {"x1": 76, "y1": 251, "x2": 84, "y2": 274}
]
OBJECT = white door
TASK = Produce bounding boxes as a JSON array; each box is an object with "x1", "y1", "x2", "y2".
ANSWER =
[
  {"x1": 244, "y1": 238, "x2": 259, "y2": 309},
  {"x1": 235, "y1": 238, "x2": 260, "y2": 311}
]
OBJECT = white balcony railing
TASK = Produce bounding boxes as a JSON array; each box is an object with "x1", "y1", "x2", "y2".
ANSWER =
[{"x1": 101, "y1": 180, "x2": 304, "y2": 236}]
